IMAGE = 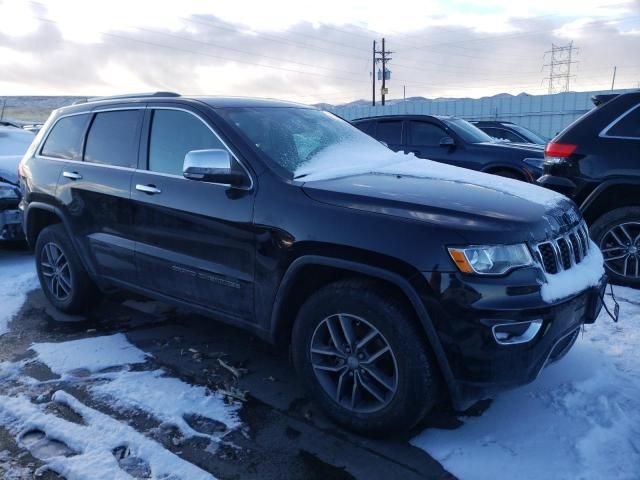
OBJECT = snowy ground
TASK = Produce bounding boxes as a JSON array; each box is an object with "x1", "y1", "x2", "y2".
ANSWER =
[
  {"x1": 412, "y1": 290, "x2": 640, "y2": 480},
  {"x1": 0, "y1": 248, "x2": 639, "y2": 479}
]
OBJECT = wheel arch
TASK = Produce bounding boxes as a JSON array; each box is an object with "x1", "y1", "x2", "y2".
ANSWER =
[
  {"x1": 580, "y1": 179, "x2": 640, "y2": 224},
  {"x1": 269, "y1": 255, "x2": 458, "y2": 401},
  {"x1": 481, "y1": 163, "x2": 528, "y2": 181},
  {"x1": 24, "y1": 202, "x2": 64, "y2": 248}
]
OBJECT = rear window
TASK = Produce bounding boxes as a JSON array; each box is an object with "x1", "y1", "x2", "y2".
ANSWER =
[
  {"x1": 40, "y1": 114, "x2": 89, "y2": 160},
  {"x1": 376, "y1": 121, "x2": 402, "y2": 145},
  {"x1": 84, "y1": 110, "x2": 143, "y2": 168},
  {"x1": 607, "y1": 104, "x2": 640, "y2": 139}
]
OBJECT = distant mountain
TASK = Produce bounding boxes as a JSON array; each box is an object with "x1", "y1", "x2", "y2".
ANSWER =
[
  {"x1": 314, "y1": 91, "x2": 534, "y2": 109},
  {"x1": 0, "y1": 96, "x2": 86, "y2": 123}
]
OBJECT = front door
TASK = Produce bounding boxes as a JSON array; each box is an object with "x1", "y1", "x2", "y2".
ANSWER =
[{"x1": 131, "y1": 107, "x2": 256, "y2": 322}]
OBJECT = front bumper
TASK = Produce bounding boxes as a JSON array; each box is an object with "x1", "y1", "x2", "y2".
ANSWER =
[
  {"x1": 417, "y1": 270, "x2": 606, "y2": 410},
  {"x1": 0, "y1": 208, "x2": 25, "y2": 241}
]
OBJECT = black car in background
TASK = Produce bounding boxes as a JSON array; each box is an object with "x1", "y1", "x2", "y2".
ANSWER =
[
  {"x1": 538, "y1": 90, "x2": 640, "y2": 286},
  {"x1": 20, "y1": 93, "x2": 605, "y2": 434},
  {"x1": 353, "y1": 115, "x2": 545, "y2": 181},
  {"x1": 470, "y1": 120, "x2": 548, "y2": 145}
]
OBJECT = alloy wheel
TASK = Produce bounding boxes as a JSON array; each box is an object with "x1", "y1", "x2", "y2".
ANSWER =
[
  {"x1": 309, "y1": 313, "x2": 398, "y2": 414},
  {"x1": 40, "y1": 242, "x2": 73, "y2": 301},
  {"x1": 600, "y1": 221, "x2": 640, "y2": 279}
]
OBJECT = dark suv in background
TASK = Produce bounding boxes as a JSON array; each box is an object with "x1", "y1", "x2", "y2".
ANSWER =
[
  {"x1": 352, "y1": 114, "x2": 545, "y2": 181},
  {"x1": 20, "y1": 93, "x2": 605, "y2": 435},
  {"x1": 538, "y1": 91, "x2": 640, "y2": 286}
]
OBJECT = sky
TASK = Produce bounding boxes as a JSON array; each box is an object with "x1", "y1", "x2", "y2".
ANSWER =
[{"x1": 0, "y1": 0, "x2": 639, "y2": 104}]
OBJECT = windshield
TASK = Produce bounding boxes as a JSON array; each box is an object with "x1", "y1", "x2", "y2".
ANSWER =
[
  {"x1": 444, "y1": 118, "x2": 494, "y2": 144},
  {"x1": 220, "y1": 107, "x2": 387, "y2": 177},
  {"x1": 509, "y1": 124, "x2": 548, "y2": 144}
]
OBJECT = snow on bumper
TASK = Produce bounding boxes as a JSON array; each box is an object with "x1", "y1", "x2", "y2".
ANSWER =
[{"x1": 540, "y1": 240, "x2": 606, "y2": 304}]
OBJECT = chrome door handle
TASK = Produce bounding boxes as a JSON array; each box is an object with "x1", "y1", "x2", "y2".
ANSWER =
[
  {"x1": 136, "y1": 184, "x2": 162, "y2": 195},
  {"x1": 63, "y1": 171, "x2": 82, "y2": 180}
]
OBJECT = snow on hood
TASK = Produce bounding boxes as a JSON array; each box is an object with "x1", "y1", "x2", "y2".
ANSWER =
[
  {"x1": 295, "y1": 141, "x2": 566, "y2": 209},
  {"x1": 0, "y1": 127, "x2": 34, "y2": 156}
]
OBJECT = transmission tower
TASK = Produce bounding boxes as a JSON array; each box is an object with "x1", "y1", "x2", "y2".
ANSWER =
[{"x1": 543, "y1": 42, "x2": 579, "y2": 94}]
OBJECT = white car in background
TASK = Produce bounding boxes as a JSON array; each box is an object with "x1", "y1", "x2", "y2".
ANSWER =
[{"x1": 0, "y1": 125, "x2": 35, "y2": 241}]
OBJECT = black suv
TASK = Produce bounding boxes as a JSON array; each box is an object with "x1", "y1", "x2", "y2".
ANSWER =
[
  {"x1": 20, "y1": 93, "x2": 606, "y2": 434},
  {"x1": 538, "y1": 91, "x2": 640, "y2": 287},
  {"x1": 352, "y1": 114, "x2": 545, "y2": 181},
  {"x1": 470, "y1": 120, "x2": 548, "y2": 145}
]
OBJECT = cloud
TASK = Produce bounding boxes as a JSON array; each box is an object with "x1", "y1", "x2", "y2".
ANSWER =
[{"x1": 0, "y1": 1, "x2": 639, "y2": 103}]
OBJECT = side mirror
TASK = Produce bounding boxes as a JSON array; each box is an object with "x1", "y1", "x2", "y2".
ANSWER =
[
  {"x1": 183, "y1": 149, "x2": 245, "y2": 186},
  {"x1": 439, "y1": 136, "x2": 456, "y2": 148}
]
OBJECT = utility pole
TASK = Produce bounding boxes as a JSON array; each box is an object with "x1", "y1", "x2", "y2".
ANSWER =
[
  {"x1": 373, "y1": 38, "x2": 393, "y2": 106},
  {"x1": 543, "y1": 42, "x2": 579, "y2": 94},
  {"x1": 372, "y1": 40, "x2": 376, "y2": 106},
  {"x1": 611, "y1": 66, "x2": 617, "y2": 91}
]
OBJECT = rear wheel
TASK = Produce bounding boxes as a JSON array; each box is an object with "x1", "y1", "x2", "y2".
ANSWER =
[
  {"x1": 291, "y1": 279, "x2": 439, "y2": 435},
  {"x1": 591, "y1": 206, "x2": 640, "y2": 287},
  {"x1": 35, "y1": 224, "x2": 101, "y2": 314}
]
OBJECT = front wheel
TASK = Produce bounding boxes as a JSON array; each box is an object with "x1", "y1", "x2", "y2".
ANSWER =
[
  {"x1": 591, "y1": 207, "x2": 640, "y2": 287},
  {"x1": 291, "y1": 279, "x2": 439, "y2": 435},
  {"x1": 35, "y1": 224, "x2": 101, "y2": 314}
]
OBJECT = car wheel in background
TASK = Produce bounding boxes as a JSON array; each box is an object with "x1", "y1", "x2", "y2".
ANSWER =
[
  {"x1": 292, "y1": 278, "x2": 439, "y2": 435},
  {"x1": 591, "y1": 206, "x2": 640, "y2": 288},
  {"x1": 35, "y1": 224, "x2": 101, "y2": 314}
]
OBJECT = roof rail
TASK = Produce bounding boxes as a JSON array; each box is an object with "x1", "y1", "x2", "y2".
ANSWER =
[{"x1": 73, "y1": 92, "x2": 181, "y2": 105}]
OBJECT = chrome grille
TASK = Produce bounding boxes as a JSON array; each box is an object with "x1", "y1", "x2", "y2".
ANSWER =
[{"x1": 535, "y1": 223, "x2": 590, "y2": 274}]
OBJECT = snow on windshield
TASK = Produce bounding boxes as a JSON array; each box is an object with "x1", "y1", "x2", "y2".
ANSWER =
[{"x1": 296, "y1": 141, "x2": 566, "y2": 208}]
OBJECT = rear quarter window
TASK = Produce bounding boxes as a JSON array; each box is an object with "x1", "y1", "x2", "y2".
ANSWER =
[
  {"x1": 606, "y1": 104, "x2": 640, "y2": 139},
  {"x1": 40, "y1": 114, "x2": 90, "y2": 160}
]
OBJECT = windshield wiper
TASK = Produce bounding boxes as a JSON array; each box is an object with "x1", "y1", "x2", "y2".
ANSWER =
[{"x1": 293, "y1": 173, "x2": 309, "y2": 180}]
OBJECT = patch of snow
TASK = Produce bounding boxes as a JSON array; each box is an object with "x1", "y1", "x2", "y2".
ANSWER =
[
  {"x1": 296, "y1": 142, "x2": 565, "y2": 208},
  {"x1": 412, "y1": 287, "x2": 640, "y2": 480},
  {"x1": 0, "y1": 254, "x2": 38, "y2": 336},
  {"x1": 0, "y1": 391, "x2": 215, "y2": 480},
  {"x1": 540, "y1": 240, "x2": 605, "y2": 303},
  {"x1": 90, "y1": 369, "x2": 241, "y2": 438},
  {"x1": 33, "y1": 335, "x2": 240, "y2": 440},
  {"x1": 32, "y1": 333, "x2": 149, "y2": 376}
]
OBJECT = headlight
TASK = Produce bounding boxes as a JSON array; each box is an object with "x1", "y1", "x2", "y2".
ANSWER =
[
  {"x1": 0, "y1": 186, "x2": 18, "y2": 199},
  {"x1": 448, "y1": 244, "x2": 533, "y2": 275}
]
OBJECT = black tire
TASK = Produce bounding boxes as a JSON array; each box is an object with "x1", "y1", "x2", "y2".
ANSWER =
[
  {"x1": 291, "y1": 278, "x2": 439, "y2": 435},
  {"x1": 591, "y1": 206, "x2": 640, "y2": 287},
  {"x1": 35, "y1": 224, "x2": 101, "y2": 314}
]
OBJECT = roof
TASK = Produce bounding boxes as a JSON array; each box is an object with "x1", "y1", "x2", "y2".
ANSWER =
[{"x1": 351, "y1": 114, "x2": 457, "y2": 122}]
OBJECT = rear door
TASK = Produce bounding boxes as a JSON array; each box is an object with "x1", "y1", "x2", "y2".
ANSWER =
[
  {"x1": 56, "y1": 107, "x2": 143, "y2": 281},
  {"x1": 131, "y1": 106, "x2": 256, "y2": 322}
]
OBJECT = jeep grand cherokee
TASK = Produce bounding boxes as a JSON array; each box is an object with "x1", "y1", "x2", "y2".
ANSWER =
[{"x1": 19, "y1": 93, "x2": 606, "y2": 434}]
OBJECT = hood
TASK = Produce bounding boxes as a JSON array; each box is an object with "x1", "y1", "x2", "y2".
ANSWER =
[
  {"x1": 301, "y1": 157, "x2": 577, "y2": 244},
  {"x1": 0, "y1": 155, "x2": 21, "y2": 185},
  {"x1": 474, "y1": 141, "x2": 545, "y2": 155}
]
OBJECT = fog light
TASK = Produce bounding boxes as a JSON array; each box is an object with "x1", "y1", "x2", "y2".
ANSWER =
[{"x1": 492, "y1": 319, "x2": 543, "y2": 345}]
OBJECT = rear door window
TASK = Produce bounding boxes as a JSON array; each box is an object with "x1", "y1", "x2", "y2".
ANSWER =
[
  {"x1": 40, "y1": 114, "x2": 90, "y2": 160},
  {"x1": 375, "y1": 121, "x2": 403, "y2": 145},
  {"x1": 408, "y1": 121, "x2": 447, "y2": 147},
  {"x1": 84, "y1": 110, "x2": 143, "y2": 168},
  {"x1": 148, "y1": 109, "x2": 228, "y2": 176},
  {"x1": 607, "y1": 105, "x2": 640, "y2": 138}
]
